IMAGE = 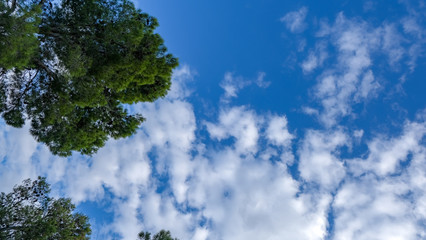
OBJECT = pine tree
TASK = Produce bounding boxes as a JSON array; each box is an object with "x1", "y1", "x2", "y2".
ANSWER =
[
  {"x1": 138, "y1": 230, "x2": 180, "y2": 240},
  {"x1": 0, "y1": 0, "x2": 178, "y2": 156},
  {"x1": 0, "y1": 177, "x2": 91, "y2": 239}
]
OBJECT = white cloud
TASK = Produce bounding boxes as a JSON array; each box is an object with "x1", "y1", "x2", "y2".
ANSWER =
[
  {"x1": 301, "y1": 53, "x2": 320, "y2": 73},
  {"x1": 0, "y1": 66, "x2": 198, "y2": 239},
  {"x1": 0, "y1": 123, "x2": 39, "y2": 192},
  {"x1": 4, "y1": 104, "x2": 426, "y2": 239},
  {"x1": 266, "y1": 115, "x2": 293, "y2": 147},
  {"x1": 304, "y1": 12, "x2": 421, "y2": 127},
  {"x1": 354, "y1": 70, "x2": 380, "y2": 101},
  {"x1": 187, "y1": 157, "x2": 329, "y2": 240},
  {"x1": 348, "y1": 120, "x2": 426, "y2": 177},
  {"x1": 333, "y1": 176, "x2": 421, "y2": 240},
  {"x1": 220, "y1": 72, "x2": 243, "y2": 99},
  {"x1": 281, "y1": 7, "x2": 308, "y2": 33},
  {"x1": 0, "y1": 67, "x2": 311, "y2": 240},
  {"x1": 316, "y1": 14, "x2": 381, "y2": 126},
  {"x1": 302, "y1": 106, "x2": 319, "y2": 116},
  {"x1": 206, "y1": 106, "x2": 260, "y2": 154},
  {"x1": 1, "y1": 4, "x2": 426, "y2": 238},
  {"x1": 220, "y1": 72, "x2": 269, "y2": 102},
  {"x1": 167, "y1": 65, "x2": 195, "y2": 100},
  {"x1": 124, "y1": 98, "x2": 334, "y2": 240},
  {"x1": 381, "y1": 24, "x2": 405, "y2": 66},
  {"x1": 192, "y1": 228, "x2": 209, "y2": 240},
  {"x1": 401, "y1": 16, "x2": 423, "y2": 38},
  {"x1": 300, "y1": 5, "x2": 426, "y2": 127},
  {"x1": 301, "y1": 42, "x2": 328, "y2": 73},
  {"x1": 352, "y1": 129, "x2": 364, "y2": 144},
  {"x1": 401, "y1": 14, "x2": 425, "y2": 71},
  {"x1": 298, "y1": 129, "x2": 348, "y2": 190},
  {"x1": 353, "y1": 129, "x2": 364, "y2": 139},
  {"x1": 331, "y1": 117, "x2": 426, "y2": 240},
  {"x1": 255, "y1": 72, "x2": 270, "y2": 88}
]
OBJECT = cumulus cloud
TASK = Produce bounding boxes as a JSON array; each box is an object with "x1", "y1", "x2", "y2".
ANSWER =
[
  {"x1": 166, "y1": 65, "x2": 195, "y2": 100},
  {"x1": 0, "y1": 64, "x2": 333, "y2": 240},
  {"x1": 1, "y1": 3, "x2": 426, "y2": 240},
  {"x1": 0, "y1": 67, "x2": 318, "y2": 240},
  {"x1": 3, "y1": 104, "x2": 426, "y2": 239},
  {"x1": 266, "y1": 115, "x2": 293, "y2": 147},
  {"x1": 0, "y1": 123, "x2": 39, "y2": 192},
  {"x1": 330, "y1": 117, "x2": 426, "y2": 240},
  {"x1": 348, "y1": 120, "x2": 426, "y2": 177},
  {"x1": 184, "y1": 154, "x2": 329, "y2": 240},
  {"x1": 333, "y1": 176, "x2": 421, "y2": 240},
  {"x1": 205, "y1": 107, "x2": 260, "y2": 154},
  {"x1": 0, "y1": 65, "x2": 198, "y2": 239},
  {"x1": 314, "y1": 13, "x2": 383, "y2": 126},
  {"x1": 281, "y1": 7, "x2": 308, "y2": 33},
  {"x1": 298, "y1": 129, "x2": 348, "y2": 190},
  {"x1": 185, "y1": 107, "x2": 330, "y2": 240}
]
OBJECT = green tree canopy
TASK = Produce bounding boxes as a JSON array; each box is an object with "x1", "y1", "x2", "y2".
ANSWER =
[
  {"x1": 0, "y1": 0, "x2": 178, "y2": 156},
  {"x1": 0, "y1": 177, "x2": 91, "y2": 239},
  {"x1": 138, "y1": 230, "x2": 180, "y2": 240}
]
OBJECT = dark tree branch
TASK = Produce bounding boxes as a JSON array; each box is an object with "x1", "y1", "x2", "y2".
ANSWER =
[
  {"x1": 22, "y1": 70, "x2": 39, "y2": 96},
  {"x1": 10, "y1": 0, "x2": 16, "y2": 12},
  {"x1": 34, "y1": 59, "x2": 56, "y2": 80}
]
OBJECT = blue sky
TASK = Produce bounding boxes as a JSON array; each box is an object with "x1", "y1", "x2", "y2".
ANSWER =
[{"x1": 1, "y1": 0, "x2": 426, "y2": 239}]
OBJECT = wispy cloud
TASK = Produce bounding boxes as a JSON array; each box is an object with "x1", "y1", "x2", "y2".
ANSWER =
[
  {"x1": 1, "y1": 2, "x2": 426, "y2": 240},
  {"x1": 220, "y1": 72, "x2": 269, "y2": 102},
  {"x1": 281, "y1": 7, "x2": 308, "y2": 33},
  {"x1": 400, "y1": 0, "x2": 426, "y2": 68},
  {"x1": 300, "y1": 12, "x2": 426, "y2": 127},
  {"x1": 301, "y1": 41, "x2": 328, "y2": 73}
]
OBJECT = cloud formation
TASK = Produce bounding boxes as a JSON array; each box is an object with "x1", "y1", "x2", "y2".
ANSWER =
[
  {"x1": 334, "y1": 118, "x2": 426, "y2": 240},
  {"x1": 220, "y1": 71, "x2": 269, "y2": 102},
  {"x1": 295, "y1": 11, "x2": 425, "y2": 127},
  {"x1": 281, "y1": 7, "x2": 308, "y2": 33},
  {"x1": 1, "y1": 2, "x2": 426, "y2": 240},
  {"x1": 1, "y1": 58, "x2": 424, "y2": 239}
]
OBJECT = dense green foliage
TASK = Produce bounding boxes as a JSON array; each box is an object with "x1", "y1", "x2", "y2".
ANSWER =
[
  {"x1": 0, "y1": 177, "x2": 91, "y2": 239},
  {"x1": 0, "y1": 0, "x2": 178, "y2": 156},
  {"x1": 138, "y1": 230, "x2": 180, "y2": 240}
]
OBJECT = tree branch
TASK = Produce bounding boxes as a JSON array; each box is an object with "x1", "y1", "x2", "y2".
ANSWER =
[
  {"x1": 4, "y1": 0, "x2": 17, "y2": 15},
  {"x1": 10, "y1": 0, "x2": 16, "y2": 12},
  {"x1": 34, "y1": 59, "x2": 56, "y2": 80},
  {"x1": 22, "y1": 70, "x2": 39, "y2": 96}
]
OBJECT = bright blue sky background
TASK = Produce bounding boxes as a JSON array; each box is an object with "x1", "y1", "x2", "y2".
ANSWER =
[
  {"x1": 1, "y1": 0, "x2": 426, "y2": 239},
  {"x1": 139, "y1": 0, "x2": 426, "y2": 134}
]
